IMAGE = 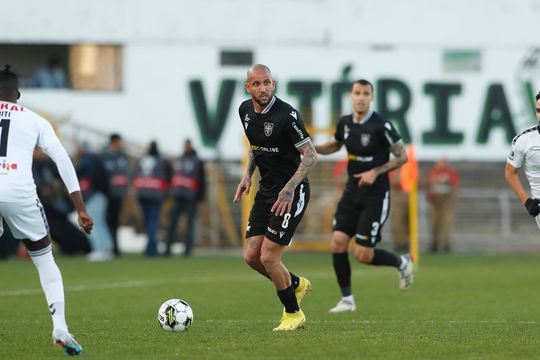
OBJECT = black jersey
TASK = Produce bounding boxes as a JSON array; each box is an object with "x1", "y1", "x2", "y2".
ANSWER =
[
  {"x1": 239, "y1": 96, "x2": 311, "y2": 196},
  {"x1": 334, "y1": 111, "x2": 402, "y2": 195}
]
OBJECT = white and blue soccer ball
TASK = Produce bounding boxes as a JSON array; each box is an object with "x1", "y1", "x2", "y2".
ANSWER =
[{"x1": 157, "y1": 299, "x2": 194, "y2": 332}]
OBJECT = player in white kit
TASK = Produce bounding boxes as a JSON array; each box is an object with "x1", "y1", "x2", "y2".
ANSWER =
[
  {"x1": 506, "y1": 91, "x2": 540, "y2": 227},
  {"x1": 0, "y1": 65, "x2": 93, "y2": 356}
]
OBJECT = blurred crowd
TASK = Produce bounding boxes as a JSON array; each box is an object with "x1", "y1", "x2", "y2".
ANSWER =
[
  {"x1": 0, "y1": 135, "x2": 205, "y2": 261},
  {"x1": 0, "y1": 133, "x2": 461, "y2": 261}
]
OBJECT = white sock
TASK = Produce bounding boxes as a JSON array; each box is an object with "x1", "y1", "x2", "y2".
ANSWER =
[
  {"x1": 29, "y1": 244, "x2": 68, "y2": 332},
  {"x1": 343, "y1": 295, "x2": 355, "y2": 304}
]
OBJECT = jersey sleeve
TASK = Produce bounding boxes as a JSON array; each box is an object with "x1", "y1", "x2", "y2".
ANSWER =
[
  {"x1": 507, "y1": 135, "x2": 525, "y2": 168},
  {"x1": 238, "y1": 104, "x2": 244, "y2": 121},
  {"x1": 286, "y1": 110, "x2": 311, "y2": 148},
  {"x1": 238, "y1": 101, "x2": 249, "y2": 135},
  {"x1": 334, "y1": 119, "x2": 344, "y2": 144},
  {"x1": 382, "y1": 121, "x2": 402, "y2": 147},
  {"x1": 36, "y1": 118, "x2": 81, "y2": 194}
]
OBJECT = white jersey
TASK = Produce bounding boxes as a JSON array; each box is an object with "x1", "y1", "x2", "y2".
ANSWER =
[
  {"x1": 0, "y1": 101, "x2": 80, "y2": 202},
  {"x1": 507, "y1": 124, "x2": 540, "y2": 198}
]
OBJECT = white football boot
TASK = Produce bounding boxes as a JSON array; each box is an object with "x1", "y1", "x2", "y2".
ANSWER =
[
  {"x1": 398, "y1": 255, "x2": 414, "y2": 290},
  {"x1": 53, "y1": 328, "x2": 83, "y2": 356},
  {"x1": 329, "y1": 298, "x2": 357, "y2": 313}
]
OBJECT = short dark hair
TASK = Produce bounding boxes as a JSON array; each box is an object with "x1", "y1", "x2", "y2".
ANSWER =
[
  {"x1": 148, "y1": 140, "x2": 159, "y2": 156},
  {"x1": 352, "y1": 79, "x2": 374, "y2": 92},
  {"x1": 0, "y1": 64, "x2": 19, "y2": 91},
  {"x1": 110, "y1": 133, "x2": 122, "y2": 143},
  {"x1": 536, "y1": 91, "x2": 540, "y2": 102}
]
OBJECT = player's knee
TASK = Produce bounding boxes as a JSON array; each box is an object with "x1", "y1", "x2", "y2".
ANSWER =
[
  {"x1": 354, "y1": 248, "x2": 373, "y2": 264},
  {"x1": 23, "y1": 235, "x2": 51, "y2": 252},
  {"x1": 243, "y1": 251, "x2": 260, "y2": 267},
  {"x1": 330, "y1": 238, "x2": 348, "y2": 252},
  {"x1": 259, "y1": 251, "x2": 278, "y2": 269},
  {"x1": 243, "y1": 255, "x2": 259, "y2": 268}
]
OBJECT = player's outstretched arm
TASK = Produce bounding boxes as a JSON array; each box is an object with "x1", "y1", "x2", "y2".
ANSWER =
[
  {"x1": 505, "y1": 162, "x2": 528, "y2": 204},
  {"x1": 506, "y1": 162, "x2": 540, "y2": 217},
  {"x1": 315, "y1": 139, "x2": 342, "y2": 155},
  {"x1": 233, "y1": 150, "x2": 256, "y2": 203},
  {"x1": 505, "y1": 161, "x2": 531, "y2": 204},
  {"x1": 69, "y1": 191, "x2": 94, "y2": 234},
  {"x1": 354, "y1": 141, "x2": 408, "y2": 186},
  {"x1": 37, "y1": 119, "x2": 94, "y2": 233},
  {"x1": 271, "y1": 140, "x2": 318, "y2": 216}
]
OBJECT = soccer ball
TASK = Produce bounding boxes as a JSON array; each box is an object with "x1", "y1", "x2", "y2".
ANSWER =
[{"x1": 157, "y1": 299, "x2": 194, "y2": 332}]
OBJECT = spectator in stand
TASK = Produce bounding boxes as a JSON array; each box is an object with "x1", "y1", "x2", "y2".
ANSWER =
[
  {"x1": 165, "y1": 139, "x2": 205, "y2": 257},
  {"x1": 30, "y1": 56, "x2": 68, "y2": 89},
  {"x1": 425, "y1": 159, "x2": 460, "y2": 253},
  {"x1": 102, "y1": 134, "x2": 130, "y2": 256},
  {"x1": 133, "y1": 141, "x2": 170, "y2": 257},
  {"x1": 76, "y1": 142, "x2": 113, "y2": 261},
  {"x1": 33, "y1": 148, "x2": 91, "y2": 255}
]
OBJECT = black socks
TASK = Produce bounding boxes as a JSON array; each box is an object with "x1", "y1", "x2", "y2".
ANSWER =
[
  {"x1": 371, "y1": 249, "x2": 401, "y2": 268},
  {"x1": 332, "y1": 252, "x2": 352, "y2": 297},
  {"x1": 257, "y1": 271, "x2": 300, "y2": 289},
  {"x1": 277, "y1": 286, "x2": 299, "y2": 313},
  {"x1": 289, "y1": 273, "x2": 300, "y2": 289}
]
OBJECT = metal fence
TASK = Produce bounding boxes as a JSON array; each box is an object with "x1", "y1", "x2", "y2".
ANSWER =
[{"x1": 200, "y1": 157, "x2": 540, "y2": 253}]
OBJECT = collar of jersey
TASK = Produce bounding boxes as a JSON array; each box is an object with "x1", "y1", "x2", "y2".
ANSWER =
[
  {"x1": 352, "y1": 110, "x2": 374, "y2": 124},
  {"x1": 257, "y1": 96, "x2": 276, "y2": 114}
]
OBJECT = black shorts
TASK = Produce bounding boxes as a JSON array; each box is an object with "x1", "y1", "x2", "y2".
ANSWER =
[
  {"x1": 332, "y1": 189, "x2": 390, "y2": 247},
  {"x1": 246, "y1": 182, "x2": 310, "y2": 246}
]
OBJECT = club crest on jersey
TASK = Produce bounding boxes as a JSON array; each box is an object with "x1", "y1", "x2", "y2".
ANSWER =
[
  {"x1": 264, "y1": 122, "x2": 274, "y2": 137},
  {"x1": 361, "y1": 133, "x2": 371, "y2": 146},
  {"x1": 344, "y1": 125, "x2": 350, "y2": 140},
  {"x1": 244, "y1": 114, "x2": 250, "y2": 130}
]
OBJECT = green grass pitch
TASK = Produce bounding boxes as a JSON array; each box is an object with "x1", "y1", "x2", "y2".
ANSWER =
[{"x1": 1, "y1": 252, "x2": 539, "y2": 359}]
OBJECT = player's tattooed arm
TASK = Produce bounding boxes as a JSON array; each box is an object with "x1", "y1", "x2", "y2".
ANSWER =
[
  {"x1": 271, "y1": 140, "x2": 318, "y2": 215},
  {"x1": 315, "y1": 139, "x2": 342, "y2": 154},
  {"x1": 374, "y1": 141, "x2": 408, "y2": 176},
  {"x1": 246, "y1": 149, "x2": 256, "y2": 178},
  {"x1": 294, "y1": 140, "x2": 318, "y2": 181},
  {"x1": 354, "y1": 141, "x2": 408, "y2": 186},
  {"x1": 233, "y1": 150, "x2": 256, "y2": 202}
]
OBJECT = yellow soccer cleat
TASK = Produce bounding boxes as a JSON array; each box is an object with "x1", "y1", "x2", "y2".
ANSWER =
[
  {"x1": 295, "y1": 277, "x2": 312, "y2": 305},
  {"x1": 273, "y1": 310, "x2": 306, "y2": 331}
]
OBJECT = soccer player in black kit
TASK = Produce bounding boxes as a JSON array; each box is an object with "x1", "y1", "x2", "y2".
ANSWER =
[
  {"x1": 233, "y1": 64, "x2": 318, "y2": 331},
  {"x1": 315, "y1": 79, "x2": 413, "y2": 313}
]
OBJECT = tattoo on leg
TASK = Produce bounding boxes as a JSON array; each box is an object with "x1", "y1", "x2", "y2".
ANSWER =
[{"x1": 247, "y1": 238, "x2": 259, "y2": 249}]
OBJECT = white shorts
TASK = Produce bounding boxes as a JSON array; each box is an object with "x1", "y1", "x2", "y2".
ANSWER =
[{"x1": 0, "y1": 199, "x2": 49, "y2": 241}]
